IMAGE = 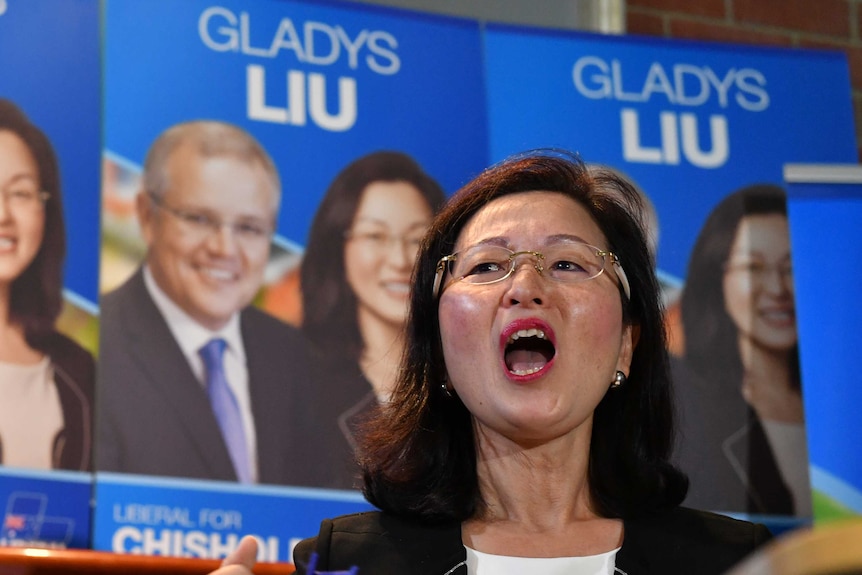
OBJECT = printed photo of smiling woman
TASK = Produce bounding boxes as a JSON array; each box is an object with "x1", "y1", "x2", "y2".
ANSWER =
[
  {"x1": 672, "y1": 184, "x2": 810, "y2": 518},
  {"x1": 0, "y1": 99, "x2": 95, "y2": 472},
  {"x1": 296, "y1": 150, "x2": 446, "y2": 490}
]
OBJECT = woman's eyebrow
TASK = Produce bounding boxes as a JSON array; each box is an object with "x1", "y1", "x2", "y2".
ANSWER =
[
  {"x1": 4, "y1": 173, "x2": 40, "y2": 185},
  {"x1": 546, "y1": 233, "x2": 591, "y2": 245},
  {"x1": 468, "y1": 237, "x2": 510, "y2": 248}
]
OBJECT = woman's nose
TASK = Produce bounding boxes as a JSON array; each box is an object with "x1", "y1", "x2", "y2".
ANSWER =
[
  {"x1": 502, "y1": 260, "x2": 545, "y2": 306},
  {"x1": 761, "y1": 266, "x2": 792, "y2": 295},
  {"x1": 385, "y1": 236, "x2": 413, "y2": 269},
  {"x1": 0, "y1": 194, "x2": 12, "y2": 221}
]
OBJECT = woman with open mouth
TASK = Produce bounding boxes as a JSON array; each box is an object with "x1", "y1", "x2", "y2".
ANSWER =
[{"x1": 215, "y1": 150, "x2": 772, "y2": 575}]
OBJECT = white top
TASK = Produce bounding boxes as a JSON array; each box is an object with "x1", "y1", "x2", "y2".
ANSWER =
[
  {"x1": 761, "y1": 419, "x2": 812, "y2": 516},
  {"x1": 0, "y1": 356, "x2": 64, "y2": 469},
  {"x1": 143, "y1": 266, "x2": 259, "y2": 482},
  {"x1": 465, "y1": 545, "x2": 621, "y2": 575}
]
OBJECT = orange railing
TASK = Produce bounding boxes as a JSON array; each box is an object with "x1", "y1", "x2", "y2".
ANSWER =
[{"x1": 0, "y1": 547, "x2": 295, "y2": 575}]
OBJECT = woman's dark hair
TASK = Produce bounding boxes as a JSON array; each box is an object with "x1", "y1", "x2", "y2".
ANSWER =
[
  {"x1": 300, "y1": 151, "x2": 446, "y2": 363},
  {"x1": 359, "y1": 150, "x2": 688, "y2": 523},
  {"x1": 681, "y1": 184, "x2": 798, "y2": 389},
  {"x1": 0, "y1": 99, "x2": 65, "y2": 349}
]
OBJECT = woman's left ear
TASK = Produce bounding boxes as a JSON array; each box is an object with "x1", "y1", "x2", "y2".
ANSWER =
[{"x1": 617, "y1": 323, "x2": 638, "y2": 374}]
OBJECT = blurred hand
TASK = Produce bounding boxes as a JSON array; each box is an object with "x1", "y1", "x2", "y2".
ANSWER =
[{"x1": 209, "y1": 535, "x2": 258, "y2": 575}]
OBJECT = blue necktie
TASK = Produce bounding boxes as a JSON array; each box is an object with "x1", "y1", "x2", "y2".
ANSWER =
[{"x1": 199, "y1": 338, "x2": 252, "y2": 483}]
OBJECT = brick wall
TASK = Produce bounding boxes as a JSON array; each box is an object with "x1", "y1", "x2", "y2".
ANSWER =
[{"x1": 626, "y1": 0, "x2": 862, "y2": 161}]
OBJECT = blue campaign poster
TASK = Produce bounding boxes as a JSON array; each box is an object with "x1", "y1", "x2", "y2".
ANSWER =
[
  {"x1": 484, "y1": 24, "x2": 856, "y2": 529},
  {"x1": 0, "y1": 0, "x2": 101, "y2": 312},
  {"x1": 103, "y1": 0, "x2": 488, "y2": 250},
  {"x1": 784, "y1": 165, "x2": 862, "y2": 523},
  {"x1": 100, "y1": 0, "x2": 489, "y2": 325},
  {"x1": 484, "y1": 25, "x2": 856, "y2": 281},
  {"x1": 95, "y1": 0, "x2": 489, "y2": 558},
  {"x1": 0, "y1": 0, "x2": 99, "y2": 549}
]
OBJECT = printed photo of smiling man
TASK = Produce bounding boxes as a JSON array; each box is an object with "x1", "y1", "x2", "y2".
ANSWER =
[{"x1": 95, "y1": 120, "x2": 321, "y2": 487}]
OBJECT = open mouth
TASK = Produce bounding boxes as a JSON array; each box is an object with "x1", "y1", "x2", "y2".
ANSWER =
[{"x1": 504, "y1": 328, "x2": 556, "y2": 377}]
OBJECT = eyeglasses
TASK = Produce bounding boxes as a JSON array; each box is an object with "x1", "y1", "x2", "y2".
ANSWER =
[
  {"x1": 1, "y1": 186, "x2": 50, "y2": 210},
  {"x1": 724, "y1": 260, "x2": 793, "y2": 284},
  {"x1": 345, "y1": 229, "x2": 426, "y2": 252},
  {"x1": 433, "y1": 242, "x2": 631, "y2": 300},
  {"x1": 148, "y1": 192, "x2": 273, "y2": 246}
]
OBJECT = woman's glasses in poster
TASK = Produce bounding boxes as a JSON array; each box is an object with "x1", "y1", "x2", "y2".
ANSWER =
[{"x1": 0, "y1": 186, "x2": 50, "y2": 211}]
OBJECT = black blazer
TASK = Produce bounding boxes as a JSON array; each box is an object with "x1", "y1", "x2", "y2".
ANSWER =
[
  {"x1": 293, "y1": 507, "x2": 772, "y2": 575},
  {"x1": 300, "y1": 357, "x2": 378, "y2": 490},
  {"x1": 96, "y1": 268, "x2": 327, "y2": 486},
  {"x1": 671, "y1": 357, "x2": 794, "y2": 515}
]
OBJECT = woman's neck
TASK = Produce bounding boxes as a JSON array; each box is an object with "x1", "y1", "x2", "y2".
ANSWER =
[
  {"x1": 356, "y1": 307, "x2": 404, "y2": 399},
  {"x1": 0, "y1": 301, "x2": 42, "y2": 364},
  {"x1": 737, "y1": 336, "x2": 802, "y2": 423},
  {"x1": 475, "y1": 429, "x2": 594, "y2": 523},
  {"x1": 462, "y1": 428, "x2": 623, "y2": 557}
]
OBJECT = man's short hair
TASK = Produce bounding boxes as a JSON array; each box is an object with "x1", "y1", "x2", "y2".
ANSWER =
[{"x1": 142, "y1": 120, "x2": 281, "y2": 206}]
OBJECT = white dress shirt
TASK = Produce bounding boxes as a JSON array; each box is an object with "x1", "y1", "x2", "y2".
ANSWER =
[{"x1": 143, "y1": 266, "x2": 259, "y2": 483}]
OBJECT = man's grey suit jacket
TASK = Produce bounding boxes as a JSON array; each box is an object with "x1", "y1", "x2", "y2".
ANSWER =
[{"x1": 96, "y1": 268, "x2": 328, "y2": 486}]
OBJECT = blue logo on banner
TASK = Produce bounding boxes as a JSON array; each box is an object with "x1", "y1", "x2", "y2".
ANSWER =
[{"x1": 0, "y1": 470, "x2": 92, "y2": 549}]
